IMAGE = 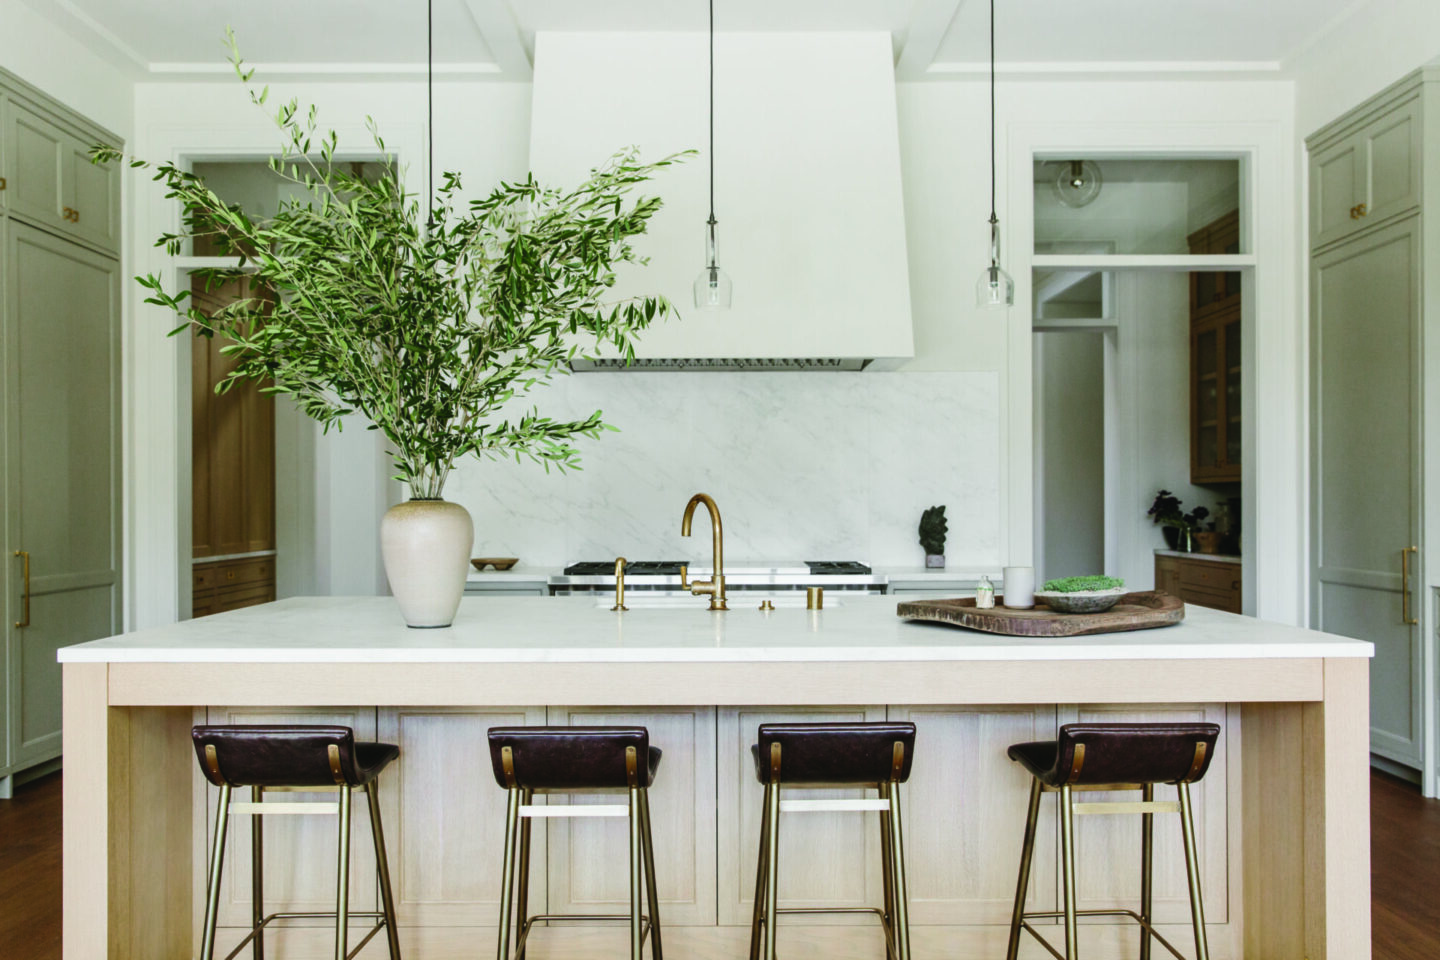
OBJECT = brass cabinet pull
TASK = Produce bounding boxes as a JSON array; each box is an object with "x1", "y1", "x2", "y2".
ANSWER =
[
  {"x1": 1356, "y1": 202, "x2": 1368, "y2": 218},
  {"x1": 1402, "y1": 546, "x2": 1419, "y2": 625},
  {"x1": 13, "y1": 550, "x2": 30, "y2": 628},
  {"x1": 1350, "y1": 205, "x2": 1360, "y2": 220},
  {"x1": 0, "y1": 176, "x2": 7, "y2": 191},
  {"x1": 60, "y1": 206, "x2": 79, "y2": 223}
]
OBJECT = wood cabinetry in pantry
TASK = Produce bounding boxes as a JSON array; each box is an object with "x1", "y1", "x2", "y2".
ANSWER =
[
  {"x1": 1188, "y1": 211, "x2": 1242, "y2": 484},
  {"x1": 190, "y1": 276, "x2": 277, "y2": 616}
]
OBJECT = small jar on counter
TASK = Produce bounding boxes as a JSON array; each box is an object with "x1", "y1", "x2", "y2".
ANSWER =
[{"x1": 975, "y1": 575, "x2": 996, "y2": 609}]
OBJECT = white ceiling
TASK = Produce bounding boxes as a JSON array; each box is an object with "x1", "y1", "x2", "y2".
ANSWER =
[{"x1": 23, "y1": 0, "x2": 1364, "y2": 79}]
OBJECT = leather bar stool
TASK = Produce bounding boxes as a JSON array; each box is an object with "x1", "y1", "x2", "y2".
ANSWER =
[
  {"x1": 747, "y1": 722, "x2": 917, "y2": 960},
  {"x1": 488, "y1": 726, "x2": 663, "y2": 960},
  {"x1": 192, "y1": 725, "x2": 402, "y2": 960},
  {"x1": 1004, "y1": 722, "x2": 1222, "y2": 960}
]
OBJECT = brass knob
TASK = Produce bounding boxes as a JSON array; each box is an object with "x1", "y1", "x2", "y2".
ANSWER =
[
  {"x1": 0, "y1": 177, "x2": 7, "y2": 190},
  {"x1": 1355, "y1": 202, "x2": 1367, "y2": 218}
]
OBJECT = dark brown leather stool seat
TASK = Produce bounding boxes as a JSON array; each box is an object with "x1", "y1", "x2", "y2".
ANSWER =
[
  {"x1": 1005, "y1": 722, "x2": 1221, "y2": 960},
  {"x1": 487, "y1": 726, "x2": 661, "y2": 789},
  {"x1": 1006, "y1": 722, "x2": 1220, "y2": 787},
  {"x1": 190, "y1": 724, "x2": 402, "y2": 960},
  {"x1": 193, "y1": 725, "x2": 399, "y2": 787},
  {"x1": 750, "y1": 722, "x2": 917, "y2": 785},
  {"x1": 749, "y1": 721, "x2": 918, "y2": 960},
  {"x1": 489, "y1": 725, "x2": 664, "y2": 960}
]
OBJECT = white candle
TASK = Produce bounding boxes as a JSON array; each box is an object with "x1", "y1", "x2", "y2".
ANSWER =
[{"x1": 1003, "y1": 566, "x2": 1035, "y2": 609}]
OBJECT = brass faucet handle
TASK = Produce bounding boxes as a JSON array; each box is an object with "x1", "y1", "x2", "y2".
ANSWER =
[{"x1": 679, "y1": 564, "x2": 689, "y2": 589}]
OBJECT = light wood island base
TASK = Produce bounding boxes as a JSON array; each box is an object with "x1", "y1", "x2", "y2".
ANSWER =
[{"x1": 59, "y1": 597, "x2": 1372, "y2": 959}]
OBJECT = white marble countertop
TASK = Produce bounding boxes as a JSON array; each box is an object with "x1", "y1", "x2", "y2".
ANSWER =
[{"x1": 60, "y1": 595, "x2": 1372, "y2": 664}]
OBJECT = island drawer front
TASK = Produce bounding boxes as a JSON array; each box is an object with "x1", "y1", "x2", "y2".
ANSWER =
[
  {"x1": 212, "y1": 581, "x2": 274, "y2": 613},
  {"x1": 1179, "y1": 561, "x2": 1241, "y2": 593},
  {"x1": 1183, "y1": 586, "x2": 1242, "y2": 614}
]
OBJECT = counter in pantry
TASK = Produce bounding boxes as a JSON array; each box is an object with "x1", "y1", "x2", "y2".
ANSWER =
[{"x1": 60, "y1": 595, "x2": 1370, "y2": 959}]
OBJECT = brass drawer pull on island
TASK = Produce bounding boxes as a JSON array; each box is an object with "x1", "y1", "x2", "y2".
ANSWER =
[
  {"x1": 14, "y1": 550, "x2": 30, "y2": 628},
  {"x1": 1402, "y1": 546, "x2": 1419, "y2": 625}
]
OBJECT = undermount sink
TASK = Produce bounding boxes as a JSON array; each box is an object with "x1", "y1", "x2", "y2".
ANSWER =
[{"x1": 593, "y1": 595, "x2": 843, "y2": 610}]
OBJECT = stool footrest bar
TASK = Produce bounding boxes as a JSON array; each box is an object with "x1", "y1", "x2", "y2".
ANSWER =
[
  {"x1": 1020, "y1": 909, "x2": 1191, "y2": 960},
  {"x1": 220, "y1": 912, "x2": 388, "y2": 960},
  {"x1": 779, "y1": 799, "x2": 891, "y2": 812},
  {"x1": 520, "y1": 804, "x2": 630, "y2": 818}
]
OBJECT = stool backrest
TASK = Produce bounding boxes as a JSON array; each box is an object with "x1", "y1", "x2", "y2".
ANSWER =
[
  {"x1": 756, "y1": 722, "x2": 917, "y2": 785},
  {"x1": 487, "y1": 726, "x2": 651, "y2": 790},
  {"x1": 192, "y1": 725, "x2": 359, "y2": 787},
  {"x1": 1054, "y1": 722, "x2": 1220, "y2": 786}
]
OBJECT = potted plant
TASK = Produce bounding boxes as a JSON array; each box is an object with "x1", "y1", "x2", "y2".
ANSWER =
[
  {"x1": 97, "y1": 40, "x2": 687, "y2": 627},
  {"x1": 919, "y1": 505, "x2": 948, "y2": 569}
]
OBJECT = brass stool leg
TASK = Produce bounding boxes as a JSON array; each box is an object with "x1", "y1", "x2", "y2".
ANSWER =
[
  {"x1": 762, "y1": 781, "x2": 782, "y2": 960},
  {"x1": 334, "y1": 785, "x2": 353, "y2": 960},
  {"x1": 1005, "y1": 778, "x2": 1043, "y2": 960},
  {"x1": 201, "y1": 783, "x2": 233, "y2": 960},
  {"x1": 885, "y1": 781, "x2": 911, "y2": 960},
  {"x1": 879, "y1": 783, "x2": 896, "y2": 960},
  {"x1": 748, "y1": 784, "x2": 772, "y2": 960},
  {"x1": 639, "y1": 787, "x2": 664, "y2": 960},
  {"x1": 1140, "y1": 784, "x2": 1154, "y2": 960},
  {"x1": 1177, "y1": 783, "x2": 1210, "y2": 960},
  {"x1": 1059, "y1": 784, "x2": 1079, "y2": 960},
  {"x1": 252, "y1": 785, "x2": 264, "y2": 960},
  {"x1": 366, "y1": 780, "x2": 404, "y2": 960},
  {"x1": 515, "y1": 788, "x2": 534, "y2": 960},
  {"x1": 629, "y1": 784, "x2": 644, "y2": 960},
  {"x1": 496, "y1": 786, "x2": 521, "y2": 960}
]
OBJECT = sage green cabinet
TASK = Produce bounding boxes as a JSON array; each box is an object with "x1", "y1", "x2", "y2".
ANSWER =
[
  {"x1": 4, "y1": 98, "x2": 119, "y2": 254},
  {"x1": 0, "y1": 69, "x2": 122, "y2": 786},
  {"x1": 1310, "y1": 93, "x2": 1422, "y2": 249}
]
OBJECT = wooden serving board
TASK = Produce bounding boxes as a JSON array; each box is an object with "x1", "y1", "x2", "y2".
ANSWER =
[{"x1": 896, "y1": 591, "x2": 1184, "y2": 638}]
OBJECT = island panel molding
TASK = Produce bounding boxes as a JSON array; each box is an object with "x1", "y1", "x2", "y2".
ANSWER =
[{"x1": 60, "y1": 597, "x2": 1370, "y2": 960}]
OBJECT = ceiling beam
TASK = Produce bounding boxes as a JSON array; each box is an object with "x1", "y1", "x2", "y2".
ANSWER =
[
  {"x1": 462, "y1": 0, "x2": 531, "y2": 79},
  {"x1": 895, "y1": 0, "x2": 967, "y2": 80}
]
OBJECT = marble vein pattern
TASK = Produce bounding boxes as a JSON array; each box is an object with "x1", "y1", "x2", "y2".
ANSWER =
[{"x1": 445, "y1": 372, "x2": 1001, "y2": 568}]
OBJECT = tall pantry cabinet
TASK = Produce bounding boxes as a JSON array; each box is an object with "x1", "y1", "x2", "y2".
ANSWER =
[
  {"x1": 1308, "y1": 66, "x2": 1438, "y2": 775},
  {"x1": 0, "y1": 68, "x2": 122, "y2": 792}
]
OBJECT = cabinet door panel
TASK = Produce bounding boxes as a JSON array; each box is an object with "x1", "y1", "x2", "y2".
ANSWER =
[
  {"x1": 69, "y1": 140, "x2": 118, "y2": 252},
  {"x1": 207, "y1": 707, "x2": 379, "y2": 929},
  {"x1": 547, "y1": 706, "x2": 717, "y2": 925},
  {"x1": 6, "y1": 224, "x2": 120, "y2": 769},
  {"x1": 378, "y1": 706, "x2": 547, "y2": 926},
  {"x1": 1310, "y1": 135, "x2": 1361, "y2": 248},
  {"x1": 887, "y1": 705, "x2": 1057, "y2": 924},
  {"x1": 717, "y1": 706, "x2": 886, "y2": 925},
  {"x1": 1310, "y1": 220, "x2": 1421, "y2": 763},
  {"x1": 1364, "y1": 99, "x2": 1420, "y2": 225},
  {"x1": 1061, "y1": 704, "x2": 1229, "y2": 924},
  {"x1": 9, "y1": 104, "x2": 66, "y2": 231}
]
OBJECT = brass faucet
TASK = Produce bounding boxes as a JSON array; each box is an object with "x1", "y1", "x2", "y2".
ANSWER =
[
  {"x1": 611, "y1": 557, "x2": 629, "y2": 612},
  {"x1": 681, "y1": 493, "x2": 727, "y2": 610}
]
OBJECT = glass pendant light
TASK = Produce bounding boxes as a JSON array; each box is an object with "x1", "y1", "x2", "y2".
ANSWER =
[
  {"x1": 975, "y1": 0, "x2": 1013, "y2": 308},
  {"x1": 1053, "y1": 159, "x2": 1103, "y2": 208},
  {"x1": 693, "y1": 0, "x2": 732, "y2": 310}
]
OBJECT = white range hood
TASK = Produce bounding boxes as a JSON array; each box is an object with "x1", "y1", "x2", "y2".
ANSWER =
[{"x1": 529, "y1": 31, "x2": 915, "y2": 371}]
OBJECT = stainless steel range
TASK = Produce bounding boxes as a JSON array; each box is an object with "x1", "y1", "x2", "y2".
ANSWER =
[{"x1": 549, "y1": 560, "x2": 884, "y2": 597}]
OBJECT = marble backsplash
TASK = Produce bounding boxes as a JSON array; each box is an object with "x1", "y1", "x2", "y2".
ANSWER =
[{"x1": 444, "y1": 371, "x2": 1001, "y2": 568}]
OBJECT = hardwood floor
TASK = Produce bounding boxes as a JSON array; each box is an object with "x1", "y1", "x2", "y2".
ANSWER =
[
  {"x1": 0, "y1": 769, "x2": 1435, "y2": 959},
  {"x1": 0, "y1": 770, "x2": 61, "y2": 960}
]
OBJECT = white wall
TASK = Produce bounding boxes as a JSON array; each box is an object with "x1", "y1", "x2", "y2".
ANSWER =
[
  {"x1": 1034, "y1": 331, "x2": 1104, "y2": 584},
  {"x1": 116, "y1": 57, "x2": 1305, "y2": 622},
  {"x1": 1289, "y1": 0, "x2": 1440, "y2": 138},
  {"x1": 0, "y1": 0, "x2": 134, "y2": 140}
]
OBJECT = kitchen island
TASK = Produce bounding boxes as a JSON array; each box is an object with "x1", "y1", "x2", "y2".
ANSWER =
[{"x1": 60, "y1": 596, "x2": 1371, "y2": 959}]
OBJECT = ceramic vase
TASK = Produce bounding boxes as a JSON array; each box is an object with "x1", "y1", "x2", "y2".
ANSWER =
[{"x1": 381, "y1": 499, "x2": 474, "y2": 628}]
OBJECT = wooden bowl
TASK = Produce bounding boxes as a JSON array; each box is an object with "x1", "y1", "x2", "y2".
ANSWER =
[{"x1": 471, "y1": 557, "x2": 519, "y2": 571}]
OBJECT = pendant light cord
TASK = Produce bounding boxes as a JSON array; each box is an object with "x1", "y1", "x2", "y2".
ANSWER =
[
  {"x1": 427, "y1": 0, "x2": 435, "y2": 230},
  {"x1": 707, "y1": 0, "x2": 716, "y2": 226},
  {"x1": 988, "y1": 0, "x2": 996, "y2": 223}
]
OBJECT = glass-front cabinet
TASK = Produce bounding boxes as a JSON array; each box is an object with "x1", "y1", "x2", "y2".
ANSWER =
[{"x1": 1189, "y1": 210, "x2": 1242, "y2": 484}]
